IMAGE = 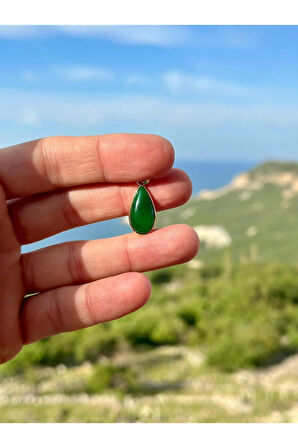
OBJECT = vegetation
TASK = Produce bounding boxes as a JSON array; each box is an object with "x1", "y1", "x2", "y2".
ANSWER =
[
  {"x1": 1, "y1": 161, "x2": 298, "y2": 422},
  {"x1": 158, "y1": 161, "x2": 298, "y2": 263},
  {"x1": 3, "y1": 261, "x2": 298, "y2": 378},
  {"x1": 250, "y1": 160, "x2": 298, "y2": 176}
]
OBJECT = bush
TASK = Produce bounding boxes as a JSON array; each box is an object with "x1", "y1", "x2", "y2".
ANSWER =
[
  {"x1": 0, "y1": 324, "x2": 118, "y2": 376},
  {"x1": 199, "y1": 263, "x2": 223, "y2": 280},
  {"x1": 85, "y1": 362, "x2": 138, "y2": 395},
  {"x1": 3, "y1": 261, "x2": 298, "y2": 375},
  {"x1": 206, "y1": 316, "x2": 281, "y2": 371},
  {"x1": 150, "y1": 269, "x2": 173, "y2": 285},
  {"x1": 178, "y1": 299, "x2": 202, "y2": 326},
  {"x1": 74, "y1": 325, "x2": 118, "y2": 362},
  {"x1": 150, "y1": 317, "x2": 186, "y2": 345},
  {"x1": 120, "y1": 308, "x2": 186, "y2": 347}
]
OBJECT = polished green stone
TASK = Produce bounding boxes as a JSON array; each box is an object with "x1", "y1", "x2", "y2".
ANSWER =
[{"x1": 129, "y1": 185, "x2": 156, "y2": 234}]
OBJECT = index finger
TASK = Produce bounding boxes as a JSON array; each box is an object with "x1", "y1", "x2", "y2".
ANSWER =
[{"x1": 0, "y1": 134, "x2": 175, "y2": 199}]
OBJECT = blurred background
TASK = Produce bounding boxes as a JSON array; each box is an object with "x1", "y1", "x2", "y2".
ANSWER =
[{"x1": 1, "y1": 25, "x2": 298, "y2": 422}]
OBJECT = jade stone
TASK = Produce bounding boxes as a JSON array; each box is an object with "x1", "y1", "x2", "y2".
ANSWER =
[{"x1": 129, "y1": 185, "x2": 156, "y2": 234}]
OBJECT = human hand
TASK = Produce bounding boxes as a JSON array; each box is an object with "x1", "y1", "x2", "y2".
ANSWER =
[{"x1": 0, "y1": 134, "x2": 199, "y2": 364}]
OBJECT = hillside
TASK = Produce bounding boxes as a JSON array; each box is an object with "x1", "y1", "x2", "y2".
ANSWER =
[{"x1": 158, "y1": 160, "x2": 298, "y2": 263}]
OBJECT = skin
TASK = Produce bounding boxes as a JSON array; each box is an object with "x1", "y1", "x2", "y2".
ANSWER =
[{"x1": 0, "y1": 134, "x2": 199, "y2": 364}]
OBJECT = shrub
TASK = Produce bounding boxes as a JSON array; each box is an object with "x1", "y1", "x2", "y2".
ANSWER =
[
  {"x1": 150, "y1": 269, "x2": 173, "y2": 285},
  {"x1": 206, "y1": 317, "x2": 281, "y2": 371},
  {"x1": 150, "y1": 317, "x2": 186, "y2": 346},
  {"x1": 199, "y1": 263, "x2": 223, "y2": 280},
  {"x1": 2, "y1": 261, "x2": 298, "y2": 375},
  {"x1": 85, "y1": 362, "x2": 138, "y2": 395}
]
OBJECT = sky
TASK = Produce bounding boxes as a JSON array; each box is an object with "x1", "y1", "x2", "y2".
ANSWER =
[{"x1": 0, "y1": 25, "x2": 298, "y2": 161}]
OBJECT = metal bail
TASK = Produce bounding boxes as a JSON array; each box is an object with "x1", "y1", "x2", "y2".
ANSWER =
[{"x1": 137, "y1": 179, "x2": 150, "y2": 186}]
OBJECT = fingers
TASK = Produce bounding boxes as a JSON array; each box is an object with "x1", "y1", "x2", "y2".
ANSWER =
[
  {"x1": 0, "y1": 134, "x2": 174, "y2": 199},
  {"x1": 21, "y1": 272, "x2": 151, "y2": 344},
  {"x1": 22, "y1": 225, "x2": 200, "y2": 292},
  {"x1": 10, "y1": 168, "x2": 192, "y2": 244}
]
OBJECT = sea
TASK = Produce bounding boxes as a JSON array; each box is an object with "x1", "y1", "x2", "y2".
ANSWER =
[{"x1": 21, "y1": 160, "x2": 254, "y2": 253}]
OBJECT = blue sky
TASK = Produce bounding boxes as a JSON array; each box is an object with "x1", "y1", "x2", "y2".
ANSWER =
[{"x1": 0, "y1": 25, "x2": 298, "y2": 161}]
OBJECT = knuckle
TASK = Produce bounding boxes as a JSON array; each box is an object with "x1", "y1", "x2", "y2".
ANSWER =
[
  {"x1": 123, "y1": 235, "x2": 133, "y2": 272},
  {"x1": 59, "y1": 190, "x2": 80, "y2": 228},
  {"x1": 67, "y1": 242, "x2": 86, "y2": 284},
  {"x1": 47, "y1": 289, "x2": 65, "y2": 334},
  {"x1": 118, "y1": 184, "x2": 128, "y2": 215},
  {"x1": 83, "y1": 283, "x2": 97, "y2": 326},
  {"x1": 39, "y1": 137, "x2": 63, "y2": 188}
]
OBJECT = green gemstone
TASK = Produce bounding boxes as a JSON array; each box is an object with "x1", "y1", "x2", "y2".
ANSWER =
[{"x1": 129, "y1": 185, "x2": 156, "y2": 234}]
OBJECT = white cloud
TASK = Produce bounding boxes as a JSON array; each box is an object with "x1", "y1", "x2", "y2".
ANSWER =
[
  {"x1": 1, "y1": 88, "x2": 297, "y2": 160},
  {"x1": 0, "y1": 88, "x2": 297, "y2": 130},
  {"x1": 19, "y1": 65, "x2": 256, "y2": 99},
  {"x1": 19, "y1": 65, "x2": 150, "y2": 86},
  {"x1": 59, "y1": 25, "x2": 194, "y2": 47},
  {"x1": 61, "y1": 26, "x2": 258, "y2": 49},
  {"x1": 54, "y1": 65, "x2": 114, "y2": 82},
  {"x1": 0, "y1": 25, "x2": 192, "y2": 46},
  {"x1": 163, "y1": 71, "x2": 256, "y2": 97},
  {"x1": 0, "y1": 25, "x2": 45, "y2": 39},
  {"x1": 0, "y1": 25, "x2": 258, "y2": 49},
  {"x1": 20, "y1": 65, "x2": 114, "y2": 84}
]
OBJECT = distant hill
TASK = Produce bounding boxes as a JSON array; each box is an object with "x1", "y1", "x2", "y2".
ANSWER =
[{"x1": 158, "y1": 160, "x2": 298, "y2": 263}]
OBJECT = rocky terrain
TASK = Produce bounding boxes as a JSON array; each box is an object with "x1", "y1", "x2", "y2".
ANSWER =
[
  {"x1": 2, "y1": 346, "x2": 298, "y2": 422},
  {"x1": 159, "y1": 160, "x2": 298, "y2": 263}
]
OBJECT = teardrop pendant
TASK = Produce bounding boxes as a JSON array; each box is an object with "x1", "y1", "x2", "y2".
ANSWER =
[{"x1": 129, "y1": 180, "x2": 156, "y2": 234}]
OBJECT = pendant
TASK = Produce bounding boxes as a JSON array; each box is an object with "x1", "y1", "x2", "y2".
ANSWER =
[{"x1": 129, "y1": 179, "x2": 156, "y2": 234}]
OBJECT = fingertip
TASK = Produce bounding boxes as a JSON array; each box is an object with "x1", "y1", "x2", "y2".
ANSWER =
[
  {"x1": 119, "y1": 271, "x2": 152, "y2": 310},
  {"x1": 145, "y1": 134, "x2": 175, "y2": 177},
  {"x1": 181, "y1": 224, "x2": 200, "y2": 260},
  {"x1": 172, "y1": 168, "x2": 193, "y2": 204},
  {"x1": 149, "y1": 168, "x2": 192, "y2": 211},
  {"x1": 158, "y1": 135, "x2": 175, "y2": 171},
  {"x1": 168, "y1": 224, "x2": 200, "y2": 263}
]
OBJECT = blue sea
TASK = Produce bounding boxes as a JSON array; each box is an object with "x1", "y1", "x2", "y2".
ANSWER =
[{"x1": 22, "y1": 160, "x2": 254, "y2": 253}]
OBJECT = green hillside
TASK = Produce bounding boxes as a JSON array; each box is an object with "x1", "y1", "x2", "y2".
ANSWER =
[
  {"x1": 250, "y1": 160, "x2": 298, "y2": 176},
  {"x1": 158, "y1": 160, "x2": 298, "y2": 263}
]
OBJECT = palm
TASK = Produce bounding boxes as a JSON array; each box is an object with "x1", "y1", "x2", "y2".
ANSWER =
[
  {"x1": 0, "y1": 134, "x2": 198, "y2": 364},
  {"x1": 0, "y1": 193, "x2": 24, "y2": 363}
]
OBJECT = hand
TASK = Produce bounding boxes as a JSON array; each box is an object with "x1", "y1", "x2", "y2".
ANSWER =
[{"x1": 0, "y1": 134, "x2": 199, "y2": 364}]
